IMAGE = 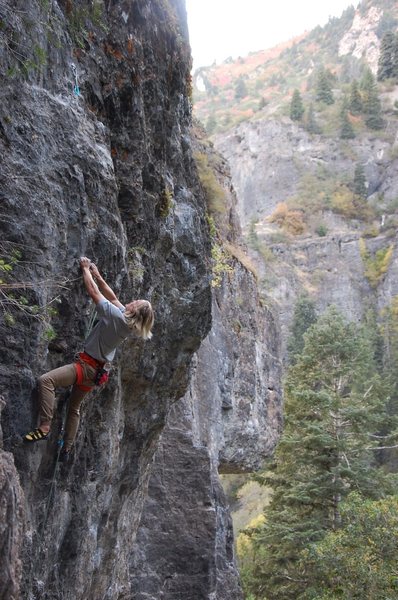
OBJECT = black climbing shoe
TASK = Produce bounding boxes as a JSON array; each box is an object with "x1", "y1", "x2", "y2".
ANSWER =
[
  {"x1": 23, "y1": 428, "x2": 50, "y2": 443},
  {"x1": 59, "y1": 448, "x2": 71, "y2": 463}
]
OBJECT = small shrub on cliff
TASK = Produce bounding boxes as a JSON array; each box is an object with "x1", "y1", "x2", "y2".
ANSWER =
[
  {"x1": 268, "y1": 202, "x2": 306, "y2": 235},
  {"x1": 194, "y1": 152, "x2": 227, "y2": 215},
  {"x1": 224, "y1": 242, "x2": 258, "y2": 280},
  {"x1": 359, "y1": 238, "x2": 394, "y2": 288},
  {"x1": 211, "y1": 243, "x2": 233, "y2": 287}
]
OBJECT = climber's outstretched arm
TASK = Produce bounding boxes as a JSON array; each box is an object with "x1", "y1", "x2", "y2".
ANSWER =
[
  {"x1": 88, "y1": 261, "x2": 124, "y2": 309},
  {"x1": 80, "y1": 257, "x2": 105, "y2": 305}
]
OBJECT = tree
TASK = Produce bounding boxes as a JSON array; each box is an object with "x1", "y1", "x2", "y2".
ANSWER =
[
  {"x1": 287, "y1": 295, "x2": 317, "y2": 363},
  {"x1": 348, "y1": 79, "x2": 362, "y2": 115},
  {"x1": 245, "y1": 307, "x2": 393, "y2": 600},
  {"x1": 353, "y1": 163, "x2": 367, "y2": 198},
  {"x1": 301, "y1": 493, "x2": 398, "y2": 599},
  {"x1": 377, "y1": 31, "x2": 395, "y2": 81},
  {"x1": 315, "y1": 67, "x2": 334, "y2": 105},
  {"x1": 393, "y1": 32, "x2": 398, "y2": 79},
  {"x1": 361, "y1": 67, "x2": 385, "y2": 130},
  {"x1": 340, "y1": 110, "x2": 355, "y2": 139},
  {"x1": 290, "y1": 89, "x2": 305, "y2": 121},
  {"x1": 205, "y1": 114, "x2": 217, "y2": 135},
  {"x1": 305, "y1": 103, "x2": 321, "y2": 134},
  {"x1": 234, "y1": 76, "x2": 248, "y2": 100}
]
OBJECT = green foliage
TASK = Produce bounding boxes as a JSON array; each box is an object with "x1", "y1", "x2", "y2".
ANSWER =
[
  {"x1": 359, "y1": 238, "x2": 394, "y2": 288},
  {"x1": 315, "y1": 67, "x2": 334, "y2": 105},
  {"x1": 305, "y1": 103, "x2": 321, "y2": 134},
  {"x1": 240, "y1": 307, "x2": 395, "y2": 600},
  {"x1": 66, "y1": 0, "x2": 108, "y2": 47},
  {"x1": 205, "y1": 114, "x2": 217, "y2": 135},
  {"x1": 234, "y1": 76, "x2": 248, "y2": 100},
  {"x1": 194, "y1": 152, "x2": 226, "y2": 215},
  {"x1": 315, "y1": 224, "x2": 327, "y2": 237},
  {"x1": 348, "y1": 79, "x2": 362, "y2": 115},
  {"x1": 290, "y1": 89, "x2": 305, "y2": 121},
  {"x1": 211, "y1": 243, "x2": 233, "y2": 287},
  {"x1": 287, "y1": 294, "x2": 317, "y2": 364},
  {"x1": 248, "y1": 220, "x2": 275, "y2": 263},
  {"x1": 361, "y1": 67, "x2": 385, "y2": 130},
  {"x1": 377, "y1": 31, "x2": 395, "y2": 80},
  {"x1": 340, "y1": 110, "x2": 355, "y2": 139},
  {"x1": 43, "y1": 324, "x2": 57, "y2": 342},
  {"x1": 301, "y1": 493, "x2": 398, "y2": 599},
  {"x1": 353, "y1": 163, "x2": 367, "y2": 199},
  {"x1": 159, "y1": 187, "x2": 174, "y2": 218}
]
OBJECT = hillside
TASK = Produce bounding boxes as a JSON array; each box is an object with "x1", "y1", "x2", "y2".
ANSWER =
[
  {"x1": 191, "y1": 0, "x2": 398, "y2": 356},
  {"x1": 193, "y1": 0, "x2": 398, "y2": 134},
  {"x1": 196, "y1": 0, "x2": 398, "y2": 562}
]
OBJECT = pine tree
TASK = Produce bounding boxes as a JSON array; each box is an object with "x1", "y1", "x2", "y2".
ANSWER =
[
  {"x1": 290, "y1": 89, "x2": 305, "y2": 121},
  {"x1": 315, "y1": 67, "x2": 334, "y2": 105},
  {"x1": 392, "y1": 33, "x2": 398, "y2": 79},
  {"x1": 377, "y1": 31, "x2": 395, "y2": 81},
  {"x1": 287, "y1": 295, "x2": 317, "y2": 363},
  {"x1": 305, "y1": 103, "x2": 321, "y2": 134},
  {"x1": 361, "y1": 68, "x2": 385, "y2": 130},
  {"x1": 348, "y1": 79, "x2": 362, "y2": 115},
  {"x1": 234, "y1": 76, "x2": 248, "y2": 100},
  {"x1": 353, "y1": 163, "x2": 367, "y2": 198},
  {"x1": 302, "y1": 494, "x2": 398, "y2": 599},
  {"x1": 206, "y1": 114, "x2": 217, "y2": 135},
  {"x1": 340, "y1": 110, "x2": 355, "y2": 139},
  {"x1": 246, "y1": 307, "x2": 392, "y2": 600}
]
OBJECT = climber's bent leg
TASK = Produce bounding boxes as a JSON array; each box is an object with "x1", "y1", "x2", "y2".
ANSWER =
[
  {"x1": 63, "y1": 386, "x2": 88, "y2": 452},
  {"x1": 37, "y1": 364, "x2": 77, "y2": 432},
  {"x1": 63, "y1": 361, "x2": 96, "y2": 452}
]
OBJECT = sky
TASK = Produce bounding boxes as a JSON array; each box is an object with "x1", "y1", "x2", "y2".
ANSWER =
[{"x1": 185, "y1": 0, "x2": 356, "y2": 69}]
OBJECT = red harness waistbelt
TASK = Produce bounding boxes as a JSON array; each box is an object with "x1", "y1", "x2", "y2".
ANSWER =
[
  {"x1": 78, "y1": 351, "x2": 105, "y2": 368},
  {"x1": 74, "y1": 352, "x2": 105, "y2": 392}
]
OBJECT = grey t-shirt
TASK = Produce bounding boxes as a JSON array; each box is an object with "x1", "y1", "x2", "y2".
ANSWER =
[{"x1": 84, "y1": 299, "x2": 130, "y2": 363}]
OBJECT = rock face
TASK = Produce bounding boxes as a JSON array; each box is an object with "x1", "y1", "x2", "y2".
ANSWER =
[
  {"x1": 0, "y1": 1, "x2": 282, "y2": 598},
  {"x1": 215, "y1": 116, "x2": 398, "y2": 358},
  {"x1": 216, "y1": 117, "x2": 398, "y2": 229},
  {"x1": 338, "y1": 6, "x2": 382, "y2": 73}
]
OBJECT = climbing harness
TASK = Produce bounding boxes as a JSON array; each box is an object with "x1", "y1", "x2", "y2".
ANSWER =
[
  {"x1": 71, "y1": 63, "x2": 80, "y2": 97},
  {"x1": 74, "y1": 351, "x2": 109, "y2": 391}
]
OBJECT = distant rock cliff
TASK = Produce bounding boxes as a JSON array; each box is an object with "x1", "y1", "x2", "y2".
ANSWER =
[
  {"x1": 0, "y1": 1, "x2": 282, "y2": 599},
  {"x1": 215, "y1": 114, "x2": 398, "y2": 357}
]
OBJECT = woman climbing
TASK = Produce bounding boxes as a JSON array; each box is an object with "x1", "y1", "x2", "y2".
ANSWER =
[{"x1": 23, "y1": 256, "x2": 154, "y2": 461}]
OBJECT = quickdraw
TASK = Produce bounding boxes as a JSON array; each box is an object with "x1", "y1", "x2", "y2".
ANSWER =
[{"x1": 71, "y1": 63, "x2": 80, "y2": 97}]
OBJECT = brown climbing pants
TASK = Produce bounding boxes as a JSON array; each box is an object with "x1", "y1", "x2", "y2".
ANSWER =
[{"x1": 37, "y1": 361, "x2": 97, "y2": 451}]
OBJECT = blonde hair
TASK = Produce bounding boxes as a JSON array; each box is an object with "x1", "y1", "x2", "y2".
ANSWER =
[{"x1": 124, "y1": 300, "x2": 154, "y2": 340}]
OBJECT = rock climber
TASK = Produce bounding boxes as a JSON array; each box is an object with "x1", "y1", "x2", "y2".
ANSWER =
[{"x1": 23, "y1": 257, "x2": 154, "y2": 461}]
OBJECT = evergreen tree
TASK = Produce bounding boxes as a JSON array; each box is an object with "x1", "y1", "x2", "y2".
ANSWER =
[
  {"x1": 234, "y1": 76, "x2": 248, "y2": 100},
  {"x1": 287, "y1": 295, "x2": 317, "y2": 363},
  {"x1": 302, "y1": 493, "x2": 398, "y2": 600},
  {"x1": 315, "y1": 67, "x2": 334, "y2": 105},
  {"x1": 353, "y1": 163, "x2": 367, "y2": 198},
  {"x1": 290, "y1": 89, "x2": 305, "y2": 121},
  {"x1": 246, "y1": 307, "x2": 392, "y2": 600},
  {"x1": 305, "y1": 103, "x2": 321, "y2": 134},
  {"x1": 348, "y1": 79, "x2": 362, "y2": 115},
  {"x1": 340, "y1": 110, "x2": 355, "y2": 139},
  {"x1": 393, "y1": 32, "x2": 398, "y2": 79},
  {"x1": 206, "y1": 114, "x2": 216, "y2": 135},
  {"x1": 361, "y1": 68, "x2": 385, "y2": 130},
  {"x1": 377, "y1": 31, "x2": 395, "y2": 81}
]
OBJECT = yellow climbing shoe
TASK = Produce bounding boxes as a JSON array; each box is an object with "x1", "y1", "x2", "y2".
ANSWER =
[{"x1": 23, "y1": 428, "x2": 49, "y2": 443}]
